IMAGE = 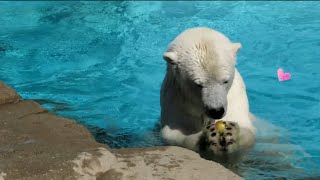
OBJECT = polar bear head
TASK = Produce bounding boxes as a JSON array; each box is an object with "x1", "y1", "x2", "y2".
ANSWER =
[{"x1": 163, "y1": 27, "x2": 241, "y2": 119}]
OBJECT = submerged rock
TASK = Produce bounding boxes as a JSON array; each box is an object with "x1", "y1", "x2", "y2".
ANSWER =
[{"x1": 0, "y1": 81, "x2": 242, "y2": 180}]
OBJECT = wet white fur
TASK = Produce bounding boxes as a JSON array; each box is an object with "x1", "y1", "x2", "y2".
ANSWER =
[{"x1": 160, "y1": 27, "x2": 256, "y2": 152}]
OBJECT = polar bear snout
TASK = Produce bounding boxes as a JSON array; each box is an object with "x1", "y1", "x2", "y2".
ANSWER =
[
  {"x1": 202, "y1": 85, "x2": 228, "y2": 119},
  {"x1": 205, "y1": 106, "x2": 226, "y2": 119}
]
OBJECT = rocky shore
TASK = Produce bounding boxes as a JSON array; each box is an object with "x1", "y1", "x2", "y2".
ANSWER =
[{"x1": 0, "y1": 81, "x2": 242, "y2": 180}]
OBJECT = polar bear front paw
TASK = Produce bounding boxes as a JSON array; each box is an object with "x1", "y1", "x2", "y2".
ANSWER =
[{"x1": 202, "y1": 120, "x2": 240, "y2": 155}]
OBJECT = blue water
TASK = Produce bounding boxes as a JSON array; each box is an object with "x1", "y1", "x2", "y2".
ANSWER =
[{"x1": 0, "y1": 2, "x2": 319, "y2": 179}]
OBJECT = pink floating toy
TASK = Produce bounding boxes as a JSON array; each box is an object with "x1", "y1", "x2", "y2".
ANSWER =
[{"x1": 277, "y1": 68, "x2": 291, "y2": 82}]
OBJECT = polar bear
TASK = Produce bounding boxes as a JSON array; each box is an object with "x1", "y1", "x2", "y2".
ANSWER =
[{"x1": 160, "y1": 27, "x2": 256, "y2": 158}]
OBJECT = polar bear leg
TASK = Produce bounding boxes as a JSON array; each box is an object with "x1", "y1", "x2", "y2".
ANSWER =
[{"x1": 161, "y1": 125, "x2": 202, "y2": 152}]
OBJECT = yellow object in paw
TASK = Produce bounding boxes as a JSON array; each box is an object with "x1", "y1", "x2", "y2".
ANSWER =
[{"x1": 215, "y1": 121, "x2": 225, "y2": 135}]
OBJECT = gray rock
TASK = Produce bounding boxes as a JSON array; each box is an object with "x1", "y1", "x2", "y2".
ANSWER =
[
  {"x1": 0, "y1": 82, "x2": 21, "y2": 105},
  {"x1": 110, "y1": 147, "x2": 242, "y2": 180},
  {"x1": 0, "y1": 81, "x2": 242, "y2": 180}
]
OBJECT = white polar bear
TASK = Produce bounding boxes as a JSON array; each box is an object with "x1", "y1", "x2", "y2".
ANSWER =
[{"x1": 160, "y1": 27, "x2": 256, "y2": 158}]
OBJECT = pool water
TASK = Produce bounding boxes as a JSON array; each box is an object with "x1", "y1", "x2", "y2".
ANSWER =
[{"x1": 0, "y1": 1, "x2": 319, "y2": 179}]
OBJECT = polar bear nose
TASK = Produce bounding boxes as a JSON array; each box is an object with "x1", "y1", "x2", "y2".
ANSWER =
[{"x1": 206, "y1": 107, "x2": 225, "y2": 119}]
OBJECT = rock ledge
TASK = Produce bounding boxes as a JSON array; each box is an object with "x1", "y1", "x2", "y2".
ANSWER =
[{"x1": 0, "y1": 81, "x2": 242, "y2": 180}]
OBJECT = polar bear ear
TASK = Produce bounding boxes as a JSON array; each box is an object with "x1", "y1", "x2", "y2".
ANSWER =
[
  {"x1": 232, "y1": 43, "x2": 242, "y2": 54},
  {"x1": 163, "y1": 51, "x2": 178, "y2": 64}
]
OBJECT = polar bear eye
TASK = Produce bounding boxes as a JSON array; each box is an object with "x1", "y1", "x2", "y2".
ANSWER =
[
  {"x1": 223, "y1": 80, "x2": 229, "y2": 84},
  {"x1": 195, "y1": 82, "x2": 203, "y2": 88}
]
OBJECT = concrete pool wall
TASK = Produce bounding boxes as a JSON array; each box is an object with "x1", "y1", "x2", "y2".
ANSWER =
[{"x1": 0, "y1": 81, "x2": 241, "y2": 180}]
